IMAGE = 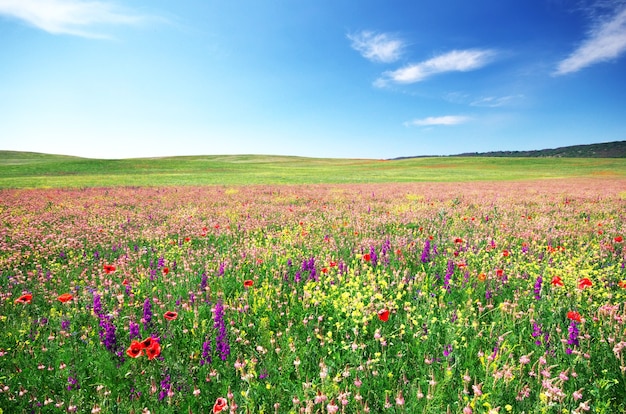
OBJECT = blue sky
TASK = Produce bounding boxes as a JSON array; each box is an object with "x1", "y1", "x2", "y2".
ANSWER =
[{"x1": 1, "y1": 0, "x2": 625, "y2": 159}]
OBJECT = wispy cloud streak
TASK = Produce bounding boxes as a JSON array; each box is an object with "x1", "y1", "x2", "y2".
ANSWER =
[
  {"x1": 375, "y1": 49, "x2": 495, "y2": 86},
  {"x1": 404, "y1": 115, "x2": 471, "y2": 127},
  {"x1": 555, "y1": 5, "x2": 626, "y2": 74},
  {"x1": 347, "y1": 30, "x2": 405, "y2": 63},
  {"x1": 470, "y1": 95, "x2": 523, "y2": 107},
  {"x1": 0, "y1": 0, "x2": 151, "y2": 38}
]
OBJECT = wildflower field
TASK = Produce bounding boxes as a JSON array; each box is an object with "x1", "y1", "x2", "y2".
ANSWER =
[{"x1": 1, "y1": 179, "x2": 625, "y2": 413}]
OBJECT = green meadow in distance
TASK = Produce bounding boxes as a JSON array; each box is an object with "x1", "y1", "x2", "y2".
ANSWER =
[{"x1": 0, "y1": 151, "x2": 625, "y2": 188}]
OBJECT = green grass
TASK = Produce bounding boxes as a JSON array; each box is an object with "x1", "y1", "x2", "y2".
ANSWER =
[{"x1": 1, "y1": 151, "x2": 625, "y2": 188}]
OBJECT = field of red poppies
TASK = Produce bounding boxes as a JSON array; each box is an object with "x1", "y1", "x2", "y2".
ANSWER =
[{"x1": 1, "y1": 179, "x2": 625, "y2": 413}]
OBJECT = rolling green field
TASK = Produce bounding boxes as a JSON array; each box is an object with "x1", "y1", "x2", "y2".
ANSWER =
[{"x1": 1, "y1": 151, "x2": 625, "y2": 188}]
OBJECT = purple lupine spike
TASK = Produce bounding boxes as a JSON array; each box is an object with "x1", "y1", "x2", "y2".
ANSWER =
[
  {"x1": 200, "y1": 337, "x2": 212, "y2": 366},
  {"x1": 213, "y1": 301, "x2": 230, "y2": 361},
  {"x1": 566, "y1": 321, "x2": 579, "y2": 355},
  {"x1": 93, "y1": 293, "x2": 102, "y2": 315},
  {"x1": 534, "y1": 276, "x2": 543, "y2": 300},
  {"x1": 421, "y1": 239, "x2": 431, "y2": 263},
  {"x1": 129, "y1": 321, "x2": 141, "y2": 340},
  {"x1": 443, "y1": 259, "x2": 454, "y2": 292},
  {"x1": 143, "y1": 298, "x2": 152, "y2": 330}
]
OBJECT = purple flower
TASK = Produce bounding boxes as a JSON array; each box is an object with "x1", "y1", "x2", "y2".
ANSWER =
[
  {"x1": 421, "y1": 239, "x2": 431, "y2": 263},
  {"x1": 129, "y1": 321, "x2": 141, "y2": 340},
  {"x1": 200, "y1": 337, "x2": 212, "y2": 366},
  {"x1": 143, "y1": 298, "x2": 152, "y2": 330},
  {"x1": 566, "y1": 321, "x2": 579, "y2": 354},
  {"x1": 200, "y1": 272, "x2": 208, "y2": 290},
  {"x1": 534, "y1": 276, "x2": 543, "y2": 300},
  {"x1": 213, "y1": 300, "x2": 230, "y2": 361},
  {"x1": 443, "y1": 260, "x2": 454, "y2": 292},
  {"x1": 67, "y1": 375, "x2": 79, "y2": 391},
  {"x1": 532, "y1": 323, "x2": 543, "y2": 346},
  {"x1": 99, "y1": 315, "x2": 117, "y2": 352},
  {"x1": 61, "y1": 319, "x2": 70, "y2": 331},
  {"x1": 159, "y1": 375, "x2": 171, "y2": 401}
]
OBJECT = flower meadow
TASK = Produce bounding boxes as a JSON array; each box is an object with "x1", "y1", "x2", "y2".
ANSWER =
[{"x1": 1, "y1": 179, "x2": 625, "y2": 414}]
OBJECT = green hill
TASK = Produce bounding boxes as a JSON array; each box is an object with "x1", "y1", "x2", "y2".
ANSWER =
[{"x1": 1, "y1": 148, "x2": 625, "y2": 188}]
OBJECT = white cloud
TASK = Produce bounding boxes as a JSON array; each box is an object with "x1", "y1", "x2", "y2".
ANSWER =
[
  {"x1": 470, "y1": 95, "x2": 523, "y2": 107},
  {"x1": 376, "y1": 49, "x2": 495, "y2": 86},
  {"x1": 555, "y1": 6, "x2": 626, "y2": 75},
  {"x1": 404, "y1": 115, "x2": 471, "y2": 127},
  {"x1": 0, "y1": 0, "x2": 150, "y2": 38},
  {"x1": 347, "y1": 30, "x2": 405, "y2": 63}
]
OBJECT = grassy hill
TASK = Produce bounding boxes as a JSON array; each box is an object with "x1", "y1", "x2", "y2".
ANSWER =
[{"x1": 1, "y1": 149, "x2": 625, "y2": 188}]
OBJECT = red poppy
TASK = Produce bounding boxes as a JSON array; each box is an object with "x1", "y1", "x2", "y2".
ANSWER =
[
  {"x1": 126, "y1": 340, "x2": 143, "y2": 358},
  {"x1": 618, "y1": 280, "x2": 626, "y2": 289},
  {"x1": 567, "y1": 311, "x2": 582, "y2": 323},
  {"x1": 243, "y1": 279, "x2": 254, "y2": 288},
  {"x1": 14, "y1": 293, "x2": 32, "y2": 304},
  {"x1": 615, "y1": 236, "x2": 623, "y2": 243},
  {"x1": 122, "y1": 279, "x2": 129, "y2": 286},
  {"x1": 145, "y1": 341, "x2": 161, "y2": 360},
  {"x1": 454, "y1": 238, "x2": 463, "y2": 244},
  {"x1": 213, "y1": 397, "x2": 228, "y2": 413},
  {"x1": 164, "y1": 311, "x2": 178, "y2": 321},
  {"x1": 329, "y1": 261, "x2": 337, "y2": 267},
  {"x1": 184, "y1": 237, "x2": 191, "y2": 243},
  {"x1": 363, "y1": 254, "x2": 371, "y2": 262},
  {"x1": 496, "y1": 269, "x2": 504, "y2": 277},
  {"x1": 103, "y1": 264, "x2": 116, "y2": 274},
  {"x1": 502, "y1": 250, "x2": 509, "y2": 257},
  {"x1": 321, "y1": 267, "x2": 329, "y2": 274},
  {"x1": 377, "y1": 309, "x2": 390, "y2": 322},
  {"x1": 578, "y1": 278, "x2": 593, "y2": 289},
  {"x1": 57, "y1": 293, "x2": 73, "y2": 303},
  {"x1": 551, "y1": 276, "x2": 564, "y2": 287},
  {"x1": 140, "y1": 336, "x2": 155, "y2": 349},
  {"x1": 162, "y1": 267, "x2": 169, "y2": 275}
]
